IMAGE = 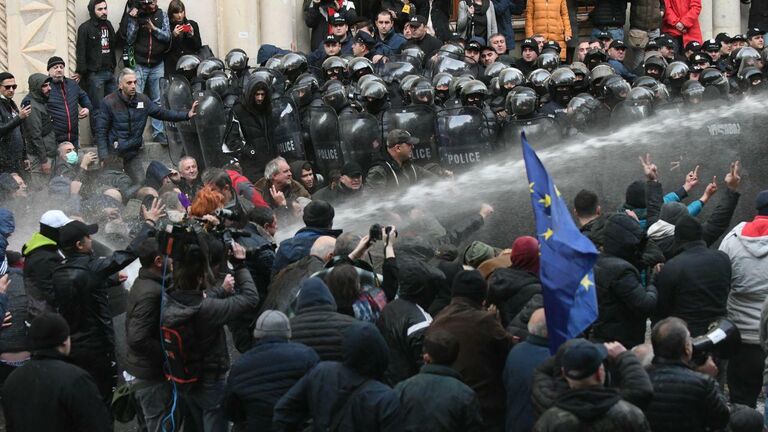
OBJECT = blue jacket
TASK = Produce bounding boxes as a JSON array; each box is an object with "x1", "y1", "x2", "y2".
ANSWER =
[
  {"x1": 503, "y1": 334, "x2": 551, "y2": 432},
  {"x1": 272, "y1": 227, "x2": 342, "y2": 275},
  {"x1": 96, "y1": 90, "x2": 188, "y2": 159},
  {"x1": 225, "y1": 337, "x2": 319, "y2": 432},
  {"x1": 375, "y1": 30, "x2": 407, "y2": 56},
  {"x1": 493, "y1": 0, "x2": 525, "y2": 49},
  {"x1": 608, "y1": 59, "x2": 638, "y2": 83},
  {"x1": 274, "y1": 322, "x2": 402, "y2": 432},
  {"x1": 47, "y1": 78, "x2": 92, "y2": 144}
]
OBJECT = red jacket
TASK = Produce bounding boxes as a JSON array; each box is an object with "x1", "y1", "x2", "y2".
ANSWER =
[
  {"x1": 661, "y1": 0, "x2": 702, "y2": 46},
  {"x1": 226, "y1": 170, "x2": 269, "y2": 208}
]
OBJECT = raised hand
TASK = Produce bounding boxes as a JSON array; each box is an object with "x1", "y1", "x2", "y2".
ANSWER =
[
  {"x1": 684, "y1": 165, "x2": 700, "y2": 191},
  {"x1": 725, "y1": 161, "x2": 741, "y2": 191},
  {"x1": 142, "y1": 197, "x2": 167, "y2": 223},
  {"x1": 701, "y1": 176, "x2": 718, "y2": 203},
  {"x1": 639, "y1": 153, "x2": 658, "y2": 181}
]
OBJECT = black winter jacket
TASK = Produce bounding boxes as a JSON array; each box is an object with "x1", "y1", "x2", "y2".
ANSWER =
[
  {"x1": 303, "y1": 0, "x2": 358, "y2": 51},
  {"x1": 590, "y1": 0, "x2": 629, "y2": 27},
  {"x1": 125, "y1": 8, "x2": 171, "y2": 67},
  {"x1": 394, "y1": 364, "x2": 485, "y2": 432},
  {"x1": 376, "y1": 297, "x2": 432, "y2": 385},
  {"x1": 22, "y1": 73, "x2": 56, "y2": 164},
  {"x1": 75, "y1": 1, "x2": 116, "y2": 75},
  {"x1": 124, "y1": 267, "x2": 169, "y2": 381},
  {"x1": 534, "y1": 386, "x2": 650, "y2": 432},
  {"x1": 224, "y1": 337, "x2": 319, "y2": 432},
  {"x1": 161, "y1": 266, "x2": 260, "y2": 378},
  {"x1": 487, "y1": 267, "x2": 542, "y2": 333},
  {"x1": 96, "y1": 90, "x2": 188, "y2": 159},
  {"x1": 0, "y1": 95, "x2": 26, "y2": 172},
  {"x1": 2, "y1": 349, "x2": 111, "y2": 432},
  {"x1": 645, "y1": 358, "x2": 730, "y2": 432},
  {"x1": 289, "y1": 277, "x2": 358, "y2": 362},
  {"x1": 164, "y1": 18, "x2": 202, "y2": 77},
  {"x1": 21, "y1": 233, "x2": 63, "y2": 318},
  {"x1": 0, "y1": 269, "x2": 29, "y2": 353},
  {"x1": 47, "y1": 78, "x2": 92, "y2": 144},
  {"x1": 654, "y1": 240, "x2": 732, "y2": 336}
]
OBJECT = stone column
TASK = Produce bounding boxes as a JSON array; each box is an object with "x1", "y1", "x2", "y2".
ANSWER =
[
  {"x1": 713, "y1": 0, "x2": 742, "y2": 37},
  {"x1": 258, "y1": 0, "x2": 310, "y2": 52},
  {"x1": 700, "y1": 0, "x2": 713, "y2": 42},
  {"x1": 216, "y1": 0, "x2": 261, "y2": 66}
]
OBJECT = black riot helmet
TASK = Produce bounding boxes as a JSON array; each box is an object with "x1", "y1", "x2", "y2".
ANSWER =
[
  {"x1": 484, "y1": 62, "x2": 508, "y2": 80},
  {"x1": 225, "y1": 48, "x2": 249, "y2": 72},
  {"x1": 460, "y1": 79, "x2": 488, "y2": 108},
  {"x1": 499, "y1": 68, "x2": 525, "y2": 90},
  {"x1": 322, "y1": 56, "x2": 347, "y2": 82},
  {"x1": 735, "y1": 46, "x2": 762, "y2": 72},
  {"x1": 698, "y1": 67, "x2": 730, "y2": 97},
  {"x1": 505, "y1": 86, "x2": 539, "y2": 117},
  {"x1": 356, "y1": 74, "x2": 385, "y2": 95},
  {"x1": 664, "y1": 61, "x2": 690, "y2": 89},
  {"x1": 321, "y1": 79, "x2": 349, "y2": 112},
  {"x1": 548, "y1": 67, "x2": 577, "y2": 106},
  {"x1": 360, "y1": 80, "x2": 389, "y2": 113},
  {"x1": 175, "y1": 55, "x2": 201, "y2": 81},
  {"x1": 633, "y1": 75, "x2": 659, "y2": 90},
  {"x1": 537, "y1": 51, "x2": 561, "y2": 72},
  {"x1": 197, "y1": 58, "x2": 225, "y2": 80},
  {"x1": 528, "y1": 68, "x2": 552, "y2": 97},
  {"x1": 681, "y1": 79, "x2": 706, "y2": 104},
  {"x1": 400, "y1": 74, "x2": 421, "y2": 104},
  {"x1": 282, "y1": 52, "x2": 308, "y2": 84},
  {"x1": 589, "y1": 63, "x2": 615, "y2": 98},
  {"x1": 449, "y1": 75, "x2": 474, "y2": 99},
  {"x1": 602, "y1": 75, "x2": 631, "y2": 107},
  {"x1": 738, "y1": 66, "x2": 764, "y2": 93},
  {"x1": 400, "y1": 45, "x2": 426, "y2": 65},
  {"x1": 584, "y1": 48, "x2": 608, "y2": 70},
  {"x1": 264, "y1": 56, "x2": 284, "y2": 73},
  {"x1": 643, "y1": 55, "x2": 667, "y2": 80},
  {"x1": 432, "y1": 72, "x2": 453, "y2": 103},
  {"x1": 567, "y1": 93, "x2": 602, "y2": 132},
  {"x1": 290, "y1": 72, "x2": 320, "y2": 107},
  {"x1": 436, "y1": 43, "x2": 466, "y2": 60},
  {"x1": 347, "y1": 57, "x2": 374, "y2": 82},
  {"x1": 627, "y1": 86, "x2": 655, "y2": 104},
  {"x1": 206, "y1": 72, "x2": 229, "y2": 98},
  {"x1": 410, "y1": 78, "x2": 435, "y2": 105}
]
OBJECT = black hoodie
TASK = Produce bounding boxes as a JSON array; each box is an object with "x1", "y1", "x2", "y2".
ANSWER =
[
  {"x1": 75, "y1": 0, "x2": 116, "y2": 75},
  {"x1": 536, "y1": 385, "x2": 651, "y2": 431}
]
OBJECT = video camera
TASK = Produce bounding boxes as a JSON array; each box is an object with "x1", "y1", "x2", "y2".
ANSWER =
[
  {"x1": 691, "y1": 319, "x2": 741, "y2": 366},
  {"x1": 368, "y1": 224, "x2": 396, "y2": 242}
]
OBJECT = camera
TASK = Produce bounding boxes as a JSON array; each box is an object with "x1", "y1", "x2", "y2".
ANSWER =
[
  {"x1": 691, "y1": 319, "x2": 741, "y2": 366},
  {"x1": 368, "y1": 224, "x2": 396, "y2": 243}
]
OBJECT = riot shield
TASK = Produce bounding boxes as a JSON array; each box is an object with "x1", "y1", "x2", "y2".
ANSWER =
[
  {"x1": 271, "y1": 96, "x2": 306, "y2": 161},
  {"x1": 308, "y1": 105, "x2": 343, "y2": 177},
  {"x1": 499, "y1": 116, "x2": 561, "y2": 151},
  {"x1": 610, "y1": 100, "x2": 653, "y2": 130},
  {"x1": 377, "y1": 61, "x2": 417, "y2": 84},
  {"x1": 194, "y1": 90, "x2": 227, "y2": 170},
  {"x1": 167, "y1": 75, "x2": 203, "y2": 165},
  {"x1": 338, "y1": 112, "x2": 381, "y2": 173},
  {"x1": 159, "y1": 77, "x2": 185, "y2": 163},
  {"x1": 435, "y1": 107, "x2": 494, "y2": 170},
  {"x1": 381, "y1": 105, "x2": 439, "y2": 165}
]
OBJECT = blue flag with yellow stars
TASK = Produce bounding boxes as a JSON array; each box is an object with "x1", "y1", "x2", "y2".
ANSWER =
[{"x1": 521, "y1": 133, "x2": 599, "y2": 354}]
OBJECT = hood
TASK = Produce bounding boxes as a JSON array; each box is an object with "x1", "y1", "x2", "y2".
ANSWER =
[
  {"x1": 647, "y1": 219, "x2": 675, "y2": 241},
  {"x1": 240, "y1": 75, "x2": 272, "y2": 114},
  {"x1": 659, "y1": 201, "x2": 688, "y2": 225},
  {"x1": 397, "y1": 257, "x2": 445, "y2": 305},
  {"x1": 289, "y1": 160, "x2": 311, "y2": 180},
  {"x1": 22, "y1": 232, "x2": 58, "y2": 256},
  {"x1": 87, "y1": 0, "x2": 102, "y2": 20},
  {"x1": 624, "y1": 180, "x2": 646, "y2": 209},
  {"x1": 342, "y1": 322, "x2": 389, "y2": 378},
  {"x1": 296, "y1": 277, "x2": 337, "y2": 311},
  {"x1": 486, "y1": 267, "x2": 540, "y2": 306},
  {"x1": 603, "y1": 214, "x2": 643, "y2": 262},
  {"x1": 737, "y1": 221, "x2": 768, "y2": 258},
  {"x1": 554, "y1": 386, "x2": 621, "y2": 421},
  {"x1": 144, "y1": 160, "x2": 172, "y2": 190},
  {"x1": 28, "y1": 73, "x2": 51, "y2": 101}
]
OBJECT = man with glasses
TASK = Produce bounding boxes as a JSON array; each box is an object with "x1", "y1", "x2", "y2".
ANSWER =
[
  {"x1": 375, "y1": 10, "x2": 406, "y2": 55},
  {"x1": 0, "y1": 72, "x2": 30, "y2": 174},
  {"x1": 366, "y1": 129, "x2": 433, "y2": 194}
]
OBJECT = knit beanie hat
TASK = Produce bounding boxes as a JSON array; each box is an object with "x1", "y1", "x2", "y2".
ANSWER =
[
  {"x1": 510, "y1": 236, "x2": 540, "y2": 274},
  {"x1": 755, "y1": 190, "x2": 768, "y2": 216},
  {"x1": 47, "y1": 56, "x2": 65, "y2": 71},
  {"x1": 303, "y1": 200, "x2": 334, "y2": 228},
  {"x1": 674, "y1": 215, "x2": 703, "y2": 243},
  {"x1": 659, "y1": 201, "x2": 688, "y2": 225},
  {"x1": 28, "y1": 313, "x2": 70, "y2": 350},
  {"x1": 728, "y1": 404, "x2": 764, "y2": 432},
  {"x1": 624, "y1": 180, "x2": 646, "y2": 209},
  {"x1": 463, "y1": 241, "x2": 500, "y2": 268},
  {"x1": 451, "y1": 270, "x2": 487, "y2": 303},
  {"x1": 253, "y1": 310, "x2": 291, "y2": 339}
]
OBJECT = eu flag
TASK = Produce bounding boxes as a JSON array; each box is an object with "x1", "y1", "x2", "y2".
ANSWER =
[{"x1": 521, "y1": 133, "x2": 599, "y2": 354}]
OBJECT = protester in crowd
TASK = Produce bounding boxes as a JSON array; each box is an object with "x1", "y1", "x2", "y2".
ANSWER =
[
  {"x1": 304, "y1": 0, "x2": 358, "y2": 51},
  {"x1": 21, "y1": 74, "x2": 56, "y2": 190},
  {"x1": 312, "y1": 161, "x2": 364, "y2": 205},
  {"x1": 402, "y1": 16, "x2": 443, "y2": 60},
  {"x1": 165, "y1": 0, "x2": 202, "y2": 78},
  {"x1": 661, "y1": 0, "x2": 703, "y2": 52},
  {"x1": 0, "y1": 72, "x2": 31, "y2": 174},
  {"x1": 254, "y1": 157, "x2": 310, "y2": 222},
  {"x1": 457, "y1": 0, "x2": 498, "y2": 45},
  {"x1": 525, "y1": 0, "x2": 571, "y2": 60},
  {"x1": 46, "y1": 56, "x2": 92, "y2": 148},
  {"x1": 272, "y1": 199, "x2": 341, "y2": 274}
]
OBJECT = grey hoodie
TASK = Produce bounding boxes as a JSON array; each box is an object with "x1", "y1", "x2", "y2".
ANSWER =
[{"x1": 22, "y1": 73, "x2": 56, "y2": 163}]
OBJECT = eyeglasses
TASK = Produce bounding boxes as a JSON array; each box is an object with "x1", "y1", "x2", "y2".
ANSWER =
[{"x1": 2, "y1": 85, "x2": 17, "y2": 90}]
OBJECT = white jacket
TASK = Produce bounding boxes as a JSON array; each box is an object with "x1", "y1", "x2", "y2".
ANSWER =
[{"x1": 720, "y1": 221, "x2": 768, "y2": 344}]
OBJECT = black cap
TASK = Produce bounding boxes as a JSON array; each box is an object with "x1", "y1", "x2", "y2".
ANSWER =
[
  {"x1": 684, "y1": 40, "x2": 701, "y2": 52},
  {"x1": 58, "y1": 220, "x2": 99, "y2": 248},
  {"x1": 597, "y1": 31, "x2": 612, "y2": 41},
  {"x1": 656, "y1": 36, "x2": 675, "y2": 48},
  {"x1": 716, "y1": 32, "x2": 732, "y2": 43},
  {"x1": 544, "y1": 40, "x2": 562, "y2": 53},
  {"x1": 702, "y1": 39, "x2": 720, "y2": 52},
  {"x1": 520, "y1": 38, "x2": 539, "y2": 54},
  {"x1": 609, "y1": 40, "x2": 627, "y2": 50},
  {"x1": 645, "y1": 40, "x2": 659, "y2": 51},
  {"x1": 387, "y1": 129, "x2": 419, "y2": 147},
  {"x1": 756, "y1": 190, "x2": 768, "y2": 215},
  {"x1": 28, "y1": 313, "x2": 70, "y2": 350},
  {"x1": 407, "y1": 15, "x2": 426, "y2": 26},
  {"x1": 341, "y1": 161, "x2": 363, "y2": 177},
  {"x1": 330, "y1": 13, "x2": 347, "y2": 26},
  {"x1": 561, "y1": 339, "x2": 608, "y2": 380},
  {"x1": 731, "y1": 34, "x2": 748, "y2": 42},
  {"x1": 449, "y1": 31, "x2": 465, "y2": 42},
  {"x1": 466, "y1": 40, "x2": 482, "y2": 52},
  {"x1": 354, "y1": 31, "x2": 376, "y2": 48},
  {"x1": 324, "y1": 35, "x2": 339, "y2": 45},
  {"x1": 690, "y1": 52, "x2": 712, "y2": 65},
  {"x1": 747, "y1": 28, "x2": 764, "y2": 38}
]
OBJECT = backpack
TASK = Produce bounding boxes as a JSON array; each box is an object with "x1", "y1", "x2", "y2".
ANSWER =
[
  {"x1": 50, "y1": 261, "x2": 90, "y2": 333},
  {"x1": 161, "y1": 292, "x2": 203, "y2": 391}
]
